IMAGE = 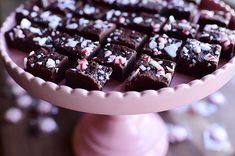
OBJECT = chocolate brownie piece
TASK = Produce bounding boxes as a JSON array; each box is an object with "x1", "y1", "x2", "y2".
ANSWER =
[
  {"x1": 163, "y1": 16, "x2": 199, "y2": 40},
  {"x1": 58, "y1": 17, "x2": 93, "y2": 35},
  {"x1": 142, "y1": 34, "x2": 183, "y2": 61},
  {"x1": 74, "y1": 3, "x2": 108, "y2": 20},
  {"x1": 65, "y1": 60, "x2": 113, "y2": 90},
  {"x1": 81, "y1": 20, "x2": 116, "y2": 42},
  {"x1": 93, "y1": 43, "x2": 137, "y2": 81},
  {"x1": 105, "y1": 9, "x2": 135, "y2": 27},
  {"x1": 164, "y1": 0, "x2": 197, "y2": 20},
  {"x1": 126, "y1": 54, "x2": 176, "y2": 91},
  {"x1": 128, "y1": 13, "x2": 167, "y2": 34},
  {"x1": 24, "y1": 48, "x2": 70, "y2": 83},
  {"x1": 16, "y1": 4, "x2": 65, "y2": 30},
  {"x1": 138, "y1": 0, "x2": 167, "y2": 14},
  {"x1": 106, "y1": 28, "x2": 148, "y2": 51},
  {"x1": 53, "y1": 32, "x2": 100, "y2": 59},
  {"x1": 198, "y1": 24, "x2": 235, "y2": 59},
  {"x1": 198, "y1": 10, "x2": 231, "y2": 29},
  {"x1": 177, "y1": 39, "x2": 222, "y2": 77},
  {"x1": 16, "y1": 3, "x2": 65, "y2": 30},
  {"x1": 5, "y1": 18, "x2": 52, "y2": 51}
]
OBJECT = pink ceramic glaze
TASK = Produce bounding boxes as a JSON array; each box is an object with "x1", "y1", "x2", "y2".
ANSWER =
[{"x1": 73, "y1": 113, "x2": 168, "y2": 156}]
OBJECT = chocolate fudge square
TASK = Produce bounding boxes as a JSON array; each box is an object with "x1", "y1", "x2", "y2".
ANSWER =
[
  {"x1": 107, "y1": 28, "x2": 148, "y2": 51},
  {"x1": 163, "y1": 16, "x2": 199, "y2": 41},
  {"x1": 81, "y1": 20, "x2": 116, "y2": 42},
  {"x1": 93, "y1": 43, "x2": 137, "y2": 81},
  {"x1": 164, "y1": 0, "x2": 197, "y2": 20},
  {"x1": 65, "y1": 60, "x2": 113, "y2": 90},
  {"x1": 5, "y1": 18, "x2": 52, "y2": 51},
  {"x1": 105, "y1": 9, "x2": 135, "y2": 27},
  {"x1": 53, "y1": 32, "x2": 100, "y2": 60},
  {"x1": 5, "y1": 26, "x2": 31, "y2": 51},
  {"x1": 16, "y1": 4, "x2": 65, "y2": 30},
  {"x1": 138, "y1": 0, "x2": 167, "y2": 14},
  {"x1": 126, "y1": 54, "x2": 176, "y2": 91},
  {"x1": 178, "y1": 39, "x2": 222, "y2": 77},
  {"x1": 74, "y1": 3, "x2": 108, "y2": 20},
  {"x1": 58, "y1": 17, "x2": 93, "y2": 35},
  {"x1": 198, "y1": 10, "x2": 231, "y2": 29},
  {"x1": 142, "y1": 34, "x2": 183, "y2": 61},
  {"x1": 24, "y1": 48, "x2": 70, "y2": 83},
  {"x1": 129, "y1": 13, "x2": 167, "y2": 34},
  {"x1": 16, "y1": 5, "x2": 65, "y2": 30},
  {"x1": 198, "y1": 24, "x2": 235, "y2": 59}
]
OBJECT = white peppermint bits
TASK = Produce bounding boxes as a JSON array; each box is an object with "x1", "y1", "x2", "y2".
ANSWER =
[
  {"x1": 77, "y1": 59, "x2": 89, "y2": 70},
  {"x1": 33, "y1": 37, "x2": 48, "y2": 46},
  {"x1": 66, "y1": 38, "x2": 78, "y2": 48},
  {"x1": 46, "y1": 58, "x2": 56, "y2": 68},
  {"x1": 20, "y1": 18, "x2": 32, "y2": 29},
  {"x1": 133, "y1": 17, "x2": 143, "y2": 24}
]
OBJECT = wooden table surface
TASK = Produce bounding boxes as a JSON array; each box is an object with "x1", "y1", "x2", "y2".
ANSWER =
[{"x1": 1, "y1": 1, "x2": 235, "y2": 156}]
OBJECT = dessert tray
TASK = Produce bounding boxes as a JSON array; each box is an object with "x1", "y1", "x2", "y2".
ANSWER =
[
  {"x1": 1, "y1": 0, "x2": 235, "y2": 156},
  {"x1": 1, "y1": 0, "x2": 235, "y2": 115}
]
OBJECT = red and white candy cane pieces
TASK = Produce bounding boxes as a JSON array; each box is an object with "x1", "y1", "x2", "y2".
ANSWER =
[
  {"x1": 204, "y1": 53, "x2": 217, "y2": 62},
  {"x1": 77, "y1": 59, "x2": 89, "y2": 70}
]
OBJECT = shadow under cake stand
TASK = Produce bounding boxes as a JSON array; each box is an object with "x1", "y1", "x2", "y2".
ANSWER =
[{"x1": 1, "y1": 0, "x2": 235, "y2": 155}]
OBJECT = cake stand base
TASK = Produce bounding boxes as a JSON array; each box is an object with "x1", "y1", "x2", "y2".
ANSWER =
[{"x1": 73, "y1": 113, "x2": 169, "y2": 156}]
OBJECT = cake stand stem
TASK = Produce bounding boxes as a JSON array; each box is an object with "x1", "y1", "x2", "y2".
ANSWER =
[{"x1": 73, "y1": 113, "x2": 169, "y2": 156}]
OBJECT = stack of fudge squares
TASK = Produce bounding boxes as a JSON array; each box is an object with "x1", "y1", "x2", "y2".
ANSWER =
[{"x1": 5, "y1": 0, "x2": 235, "y2": 91}]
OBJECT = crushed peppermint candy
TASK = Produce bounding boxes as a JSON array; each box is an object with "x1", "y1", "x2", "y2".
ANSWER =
[
  {"x1": 33, "y1": 37, "x2": 48, "y2": 46},
  {"x1": 201, "y1": 43, "x2": 212, "y2": 51},
  {"x1": 105, "y1": 50, "x2": 113, "y2": 57},
  {"x1": 20, "y1": 18, "x2": 32, "y2": 29},
  {"x1": 46, "y1": 58, "x2": 56, "y2": 68},
  {"x1": 107, "y1": 55, "x2": 127, "y2": 65},
  {"x1": 77, "y1": 59, "x2": 89, "y2": 70},
  {"x1": 66, "y1": 38, "x2": 78, "y2": 48},
  {"x1": 133, "y1": 17, "x2": 143, "y2": 24},
  {"x1": 118, "y1": 16, "x2": 125, "y2": 23},
  {"x1": 164, "y1": 43, "x2": 179, "y2": 57},
  {"x1": 204, "y1": 53, "x2": 217, "y2": 62}
]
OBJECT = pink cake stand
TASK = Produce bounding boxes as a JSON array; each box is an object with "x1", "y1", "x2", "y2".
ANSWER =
[{"x1": 1, "y1": 0, "x2": 235, "y2": 155}]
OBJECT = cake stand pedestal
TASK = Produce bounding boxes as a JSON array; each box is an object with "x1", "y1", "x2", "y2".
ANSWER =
[
  {"x1": 1, "y1": 0, "x2": 235, "y2": 156},
  {"x1": 73, "y1": 114, "x2": 168, "y2": 156}
]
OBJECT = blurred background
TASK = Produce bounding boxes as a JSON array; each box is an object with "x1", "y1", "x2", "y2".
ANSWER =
[{"x1": 0, "y1": 0, "x2": 235, "y2": 156}]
